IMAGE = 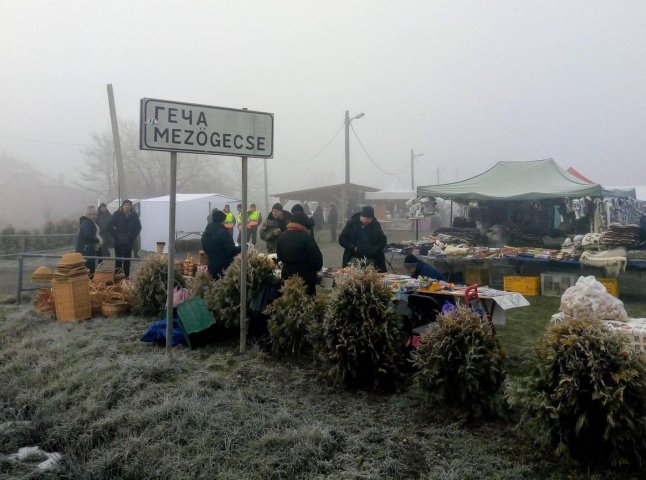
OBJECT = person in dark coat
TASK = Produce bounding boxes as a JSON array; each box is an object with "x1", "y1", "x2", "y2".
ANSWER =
[
  {"x1": 338, "y1": 205, "x2": 388, "y2": 272},
  {"x1": 96, "y1": 203, "x2": 113, "y2": 261},
  {"x1": 312, "y1": 204, "x2": 325, "y2": 242},
  {"x1": 109, "y1": 199, "x2": 142, "y2": 278},
  {"x1": 76, "y1": 205, "x2": 103, "y2": 274},
  {"x1": 201, "y1": 210, "x2": 241, "y2": 278},
  {"x1": 403, "y1": 254, "x2": 443, "y2": 280},
  {"x1": 277, "y1": 212, "x2": 323, "y2": 295},
  {"x1": 290, "y1": 204, "x2": 315, "y2": 236},
  {"x1": 327, "y1": 203, "x2": 338, "y2": 242},
  {"x1": 259, "y1": 203, "x2": 292, "y2": 253}
]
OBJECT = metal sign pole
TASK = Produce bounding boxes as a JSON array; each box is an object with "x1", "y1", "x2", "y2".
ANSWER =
[
  {"x1": 166, "y1": 151, "x2": 178, "y2": 353},
  {"x1": 240, "y1": 155, "x2": 248, "y2": 353}
]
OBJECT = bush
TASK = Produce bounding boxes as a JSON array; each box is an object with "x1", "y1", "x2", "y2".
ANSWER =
[
  {"x1": 412, "y1": 306, "x2": 506, "y2": 418},
  {"x1": 507, "y1": 317, "x2": 646, "y2": 467},
  {"x1": 204, "y1": 251, "x2": 277, "y2": 329},
  {"x1": 132, "y1": 255, "x2": 186, "y2": 317},
  {"x1": 313, "y1": 267, "x2": 402, "y2": 390},
  {"x1": 189, "y1": 271, "x2": 216, "y2": 300},
  {"x1": 264, "y1": 277, "x2": 327, "y2": 357}
]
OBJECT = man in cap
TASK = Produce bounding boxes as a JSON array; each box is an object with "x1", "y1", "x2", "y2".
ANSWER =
[
  {"x1": 338, "y1": 205, "x2": 387, "y2": 272},
  {"x1": 403, "y1": 254, "x2": 443, "y2": 280},
  {"x1": 259, "y1": 203, "x2": 292, "y2": 253}
]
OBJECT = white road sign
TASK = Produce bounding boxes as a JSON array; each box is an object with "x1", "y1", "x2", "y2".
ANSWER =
[{"x1": 140, "y1": 98, "x2": 273, "y2": 158}]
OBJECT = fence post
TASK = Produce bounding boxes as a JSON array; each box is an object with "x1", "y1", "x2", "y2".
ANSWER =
[{"x1": 16, "y1": 254, "x2": 24, "y2": 304}]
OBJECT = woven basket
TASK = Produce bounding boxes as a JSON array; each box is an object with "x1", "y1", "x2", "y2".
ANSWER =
[
  {"x1": 53, "y1": 278, "x2": 91, "y2": 322},
  {"x1": 102, "y1": 300, "x2": 130, "y2": 317},
  {"x1": 92, "y1": 269, "x2": 115, "y2": 285}
]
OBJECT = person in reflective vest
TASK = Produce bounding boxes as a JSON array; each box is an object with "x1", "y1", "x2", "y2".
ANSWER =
[
  {"x1": 247, "y1": 203, "x2": 262, "y2": 245},
  {"x1": 223, "y1": 204, "x2": 235, "y2": 237},
  {"x1": 235, "y1": 203, "x2": 263, "y2": 245}
]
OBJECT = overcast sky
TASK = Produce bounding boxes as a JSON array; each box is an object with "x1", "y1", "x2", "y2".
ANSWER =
[{"x1": 2, "y1": 0, "x2": 645, "y2": 196}]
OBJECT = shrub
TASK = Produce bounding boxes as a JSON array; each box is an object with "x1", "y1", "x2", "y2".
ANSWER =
[
  {"x1": 204, "y1": 251, "x2": 277, "y2": 329},
  {"x1": 313, "y1": 266, "x2": 402, "y2": 390},
  {"x1": 412, "y1": 306, "x2": 506, "y2": 418},
  {"x1": 189, "y1": 271, "x2": 216, "y2": 300},
  {"x1": 264, "y1": 277, "x2": 327, "y2": 357},
  {"x1": 132, "y1": 255, "x2": 186, "y2": 317},
  {"x1": 507, "y1": 317, "x2": 646, "y2": 467}
]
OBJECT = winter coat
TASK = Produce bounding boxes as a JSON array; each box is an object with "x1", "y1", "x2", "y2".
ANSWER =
[
  {"x1": 259, "y1": 210, "x2": 292, "y2": 253},
  {"x1": 338, "y1": 212, "x2": 387, "y2": 272},
  {"x1": 75, "y1": 216, "x2": 102, "y2": 257},
  {"x1": 109, "y1": 209, "x2": 142, "y2": 249},
  {"x1": 411, "y1": 261, "x2": 443, "y2": 280},
  {"x1": 312, "y1": 208, "x2": 325, "y2": 229},
  {"x1": 96, "y1": 210, "x2": 113, "y2": 249},
  {"x1": 276, "y1": 222, "x2": 323, "y2": 295},
  {"x1": 201, "y1": 222, "x2": 241, "y2": 278},
  {"x1": 327, "y1": 206, "x2": 338, "y2": 226}
]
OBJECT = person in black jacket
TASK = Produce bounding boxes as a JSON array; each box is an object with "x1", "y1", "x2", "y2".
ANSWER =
[
  {"x1": 338, "y1": 205, "x2": 388, "y2": 272},
  {"x1": 96, "y1": 203, "x2": 113, "y2": 262},
  {"x1": 76, "y1": 205, "x2": 103, "y2": 274},
  {"x1": 276, "y1": 212, "x2": 323, "y2": 295},
  {"x1": 109, "y1": 199, "x2": 142, "y2": 278},
  {"x1": 201, "y1": 210, "x2": 241, "y2": 278}
]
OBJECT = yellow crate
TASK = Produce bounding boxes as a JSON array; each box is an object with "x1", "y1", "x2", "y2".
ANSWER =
[
  {"x1": 597, "y1": 277, "x2": 619, "y2": 297},
  {"x1": 503, "y1": 276, "x2": 541, "y2": 296}
]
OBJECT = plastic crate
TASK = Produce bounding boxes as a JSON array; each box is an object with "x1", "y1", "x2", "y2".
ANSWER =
[
  {"x1": 503, "y1": 276, "x2": 540, "y2": 296},
  {"x1": 540, "y1": 273, "x2": 578, "y2": 297},
  {"x1": 597, "y1": 277, "x2": 619, "y2": 297},
  {"x1": 52, "y1": 278, "x2": 91, "y2": 322}
]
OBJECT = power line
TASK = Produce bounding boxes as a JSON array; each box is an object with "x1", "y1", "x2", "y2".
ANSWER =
[
  {"x1": 286, "y1": 123, "x2": 344, "y2": 164},
  {"x1": 0, "y1": 134, "x2": 93, "y2": 148},
  {"x1": 350, "y1": 125, "x2": 408, "y2": 176}
]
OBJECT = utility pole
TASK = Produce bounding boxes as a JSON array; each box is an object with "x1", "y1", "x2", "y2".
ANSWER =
[
  {"x1": 411, "y1": 149, "x2": 424, "y2": 191},
  {"x1": 343, "y1": 110, "x2": 365, "y2": 219},
  {"x1": 107, "y1": 84, "x2": 126, "y2": 200}
]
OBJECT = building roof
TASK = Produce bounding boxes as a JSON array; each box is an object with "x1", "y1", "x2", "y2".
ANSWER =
[{"x1": 273, "y1": 183, "x2": 379, "y2": 203}]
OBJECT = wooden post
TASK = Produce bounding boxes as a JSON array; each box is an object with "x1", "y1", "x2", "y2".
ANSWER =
[{"x1": 107, "y1": 84, "x2": 127, "y2": 199}]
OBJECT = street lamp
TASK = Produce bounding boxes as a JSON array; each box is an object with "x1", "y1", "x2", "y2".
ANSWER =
[
  {"x1": 344, "y1": 110, "x2": 365, "y2": 185},
  {"x1": 410, "y1": 149, "x2": 424, "y2": 191}
]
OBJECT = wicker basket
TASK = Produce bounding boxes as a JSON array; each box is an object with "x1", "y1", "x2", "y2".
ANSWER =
[
  {"x1": 92, "y1": 268, "x2": 115, "y2": 285},
  {"x1": 102, "y1": 300, "x2": 130, "y2": 317},
  {"x1": 52, "y1": 278, "x2": 91, "y2": 322}
]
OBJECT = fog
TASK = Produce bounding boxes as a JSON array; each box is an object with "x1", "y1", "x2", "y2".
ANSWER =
[{"x1": 2, "y1": 0, "x2": 646, "y2": 198}]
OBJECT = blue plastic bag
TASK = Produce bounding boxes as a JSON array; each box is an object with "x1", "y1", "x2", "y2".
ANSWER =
[{"x1": 141, "y1": 318, "x2": 186, "y2": 346}]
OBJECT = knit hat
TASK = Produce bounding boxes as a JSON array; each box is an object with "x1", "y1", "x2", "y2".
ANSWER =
[
  {"x1": 271, "y1": 202, "x2": 283, "y2": 211},
  {"x1": 360, "y1": 205, "x2": 375, "y2": 218},
  {"x1": 291, "y1": 204, "x2": 304, "y2": 214},
  {"x1": 290, "y1": 212, "x2": 310, "y2": 228},
  {"x1": 212, "y1": 210, "x2": 226, "y2": 223},
  {"x1": 404, "y1": 254, "x2": 419, "y2": 266}
]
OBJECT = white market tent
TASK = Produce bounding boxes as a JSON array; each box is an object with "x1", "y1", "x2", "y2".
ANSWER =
[
  {"x1": 140, "y1": 193, "x2": 239, "y2": 253},
  {"x1": 365, "y1": 177, "x2": 415, "y2": 201}
]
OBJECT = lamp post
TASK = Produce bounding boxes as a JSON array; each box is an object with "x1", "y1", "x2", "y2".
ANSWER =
[
  {"x1": 410, "y1": 149, "x2": 424, "y2": 191},
  {"x1": 344, "y1": 110, "x2": 365, "y2": 219}
]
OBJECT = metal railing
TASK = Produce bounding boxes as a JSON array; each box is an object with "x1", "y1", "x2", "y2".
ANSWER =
[
  {"x1": 15, "y1": 253, "x2": 143, "y2": 304},
  {"x1": 0, "y1": 233, "x2": 77, "y2": 257}
]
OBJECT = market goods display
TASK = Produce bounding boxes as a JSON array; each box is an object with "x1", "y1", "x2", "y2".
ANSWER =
[
  {"x1": 600, "y1": 223, "x2": 640, "y2": 247},
  {"x1": 579, "y1": 248, "x2": 627, "y2": 277},
  {"x1": 559, "y1": 276, "x2": 628, "y2": 322},
  {"x1": 433, "y1": 227, "x2": 484, "y2": 246},
  {"x1": 33, "y1": 287, "x2": 55, "y2": 315}
]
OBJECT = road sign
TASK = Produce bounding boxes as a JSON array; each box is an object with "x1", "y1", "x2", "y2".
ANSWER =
[{"x1": 140, "y1": 98, "x2": 273, "y2": 158}]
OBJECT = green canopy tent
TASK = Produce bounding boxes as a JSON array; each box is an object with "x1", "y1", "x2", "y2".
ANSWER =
[{"x1": 417, "y1": 158, "x2": 635, "y2": 201}]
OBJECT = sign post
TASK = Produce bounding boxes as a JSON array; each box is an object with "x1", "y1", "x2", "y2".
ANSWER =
[{"x1": 140, "y1": 98, "x2": 273, "y2": 354}]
